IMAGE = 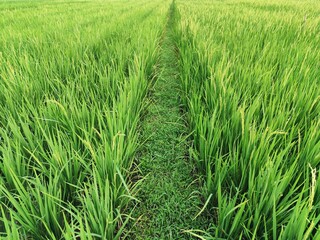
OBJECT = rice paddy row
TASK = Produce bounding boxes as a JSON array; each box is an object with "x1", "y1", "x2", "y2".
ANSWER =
[
  {"x1": 0, "y1": 0, "x2": 319, "y2": 239},
  {"x1": 0, "y1": 0, "x2": 168, "y2": 238},
  {"x1": 176, "y1": 0, "x2": 320, "y2": 239}
]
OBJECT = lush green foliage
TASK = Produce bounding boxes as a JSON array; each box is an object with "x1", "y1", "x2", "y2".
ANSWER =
[
  {"x1": 176, "y1": 0, "x2": 320, "y2": 239},
  {"x1": 130, "y1": 2, "x2": 210, "y2": 238},
  {"x1": 1, "y1": 0, "x2": 319, "y2": 239},
  {"x1": 0, "y1": 0, "x2": 168, "y2": 239}
]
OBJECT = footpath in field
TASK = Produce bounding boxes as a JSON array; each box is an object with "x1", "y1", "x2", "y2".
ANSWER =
[{"x1": 131, "y1": 2, "x2": 207, "y2": 239}]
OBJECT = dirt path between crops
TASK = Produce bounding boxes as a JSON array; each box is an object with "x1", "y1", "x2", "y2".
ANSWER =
[{"x1": 129, "y1": 2, "x2": 208, "y2": 239}]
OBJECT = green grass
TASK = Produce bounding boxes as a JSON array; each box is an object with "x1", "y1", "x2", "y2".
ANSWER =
[{"x1": 129, "y1": 2, "x2": 208, "y2": 239}]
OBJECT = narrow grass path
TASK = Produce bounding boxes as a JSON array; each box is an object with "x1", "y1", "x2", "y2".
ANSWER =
[{"x1": 131, "y1": 2, "x2": 207, "y2": 239}]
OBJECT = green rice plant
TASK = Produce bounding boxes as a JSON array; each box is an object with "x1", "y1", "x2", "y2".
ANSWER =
[
  {"x1": 176, "y1": 0, "x2": 320, "y2": 238},
  {"x1": 0, "y1": 0, "x2": 169, "y2": 238}
]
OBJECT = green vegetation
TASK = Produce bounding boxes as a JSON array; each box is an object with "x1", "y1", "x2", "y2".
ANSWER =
[
  {"x1": 0, "y1": 0, "x2": 167, "y2": 238},
  {"x1": 130, "y1": 2, "x2": 208, "y2": 239},
  {"x1": 176, "y1": 0, "x2": 320, "y2": 239},
  {"x1": 0, "y1": 0, "x2": 319, "y2": 239}
]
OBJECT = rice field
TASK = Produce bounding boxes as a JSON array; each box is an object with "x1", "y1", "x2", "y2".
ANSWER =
[
  {"x1": 177, "y1": 1, "x2": 320, "y2": 238},
  {"x1": 0, "y1": 0, "x2": 168, "y2": 238},
  {"x1": 0, "y1": 0, "x2": 319, "y2": 239}
]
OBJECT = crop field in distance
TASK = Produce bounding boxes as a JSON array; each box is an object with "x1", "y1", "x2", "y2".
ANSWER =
[{"x1": 0, "y1": 0, "x2": 319, "y2": 239}]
